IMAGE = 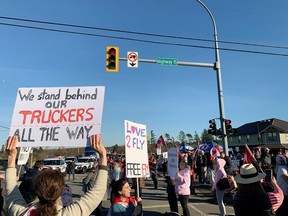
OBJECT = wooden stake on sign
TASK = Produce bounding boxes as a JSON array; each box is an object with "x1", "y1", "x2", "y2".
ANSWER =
[
  {"x1": 17, "y1": 165, "x2": 22, "y2": 178},
  {"x1": 136, "y1": 178, "x2": 139, "y2": 198}
]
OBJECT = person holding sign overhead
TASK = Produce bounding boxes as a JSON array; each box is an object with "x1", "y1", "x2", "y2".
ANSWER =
[{"x1": 5, "y1": 134, "x2": 108, "y2": 216}]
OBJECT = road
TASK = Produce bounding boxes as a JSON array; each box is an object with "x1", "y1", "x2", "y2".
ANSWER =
[{"x1": 66, "y1": 173, "x2": 236, "y2": 216}]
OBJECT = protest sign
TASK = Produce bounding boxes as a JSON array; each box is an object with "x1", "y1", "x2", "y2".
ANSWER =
[
  {"x1": 124, "y1": 120, "x2": 150, "y2": 178},
  {"x1": 156, "y1": 147, "x2": 161, "y2": 155},
  {"x1": 9, "y1": 86, "x2": 105, "y2": 147},
  {"x1": 168, "y1": 147, "x2": 178, "y2": 177},
  {"x1": 17, "y1": 147, "x2": 31, "y2": 165},
  {"x1": 162, "y1": 151, "x2": 168, "y2": 159}
]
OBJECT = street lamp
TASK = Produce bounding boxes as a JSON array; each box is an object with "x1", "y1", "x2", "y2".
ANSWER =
[{"x1": 196, "y1": 0, "x2": 229, "y2": 155}]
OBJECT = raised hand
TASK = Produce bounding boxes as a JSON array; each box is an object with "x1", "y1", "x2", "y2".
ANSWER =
[
  {"x1": 5, "y1": 136, "x2": 18, "y2": 168},
  {"x1": 5, "y1": 136, "x2": 18, "y2": 157},
  {"x1": 89, "y1": 134, "x2": 107, "y2": 166}
]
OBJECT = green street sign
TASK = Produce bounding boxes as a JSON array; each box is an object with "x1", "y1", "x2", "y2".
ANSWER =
[{"x1": 156, "y1": 58, "x2": 178, "y2": 66}]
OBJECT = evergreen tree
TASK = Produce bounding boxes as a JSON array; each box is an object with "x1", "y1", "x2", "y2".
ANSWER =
[
  {"x1": 178, "y1": 131, "x2": 186, "y2": 143},
  {"x1": 186, "y1": 133, "x2": 193, "y2": 144},
  {"x1": 201, "y1": 129, "x2": 214, "y2": 142}
]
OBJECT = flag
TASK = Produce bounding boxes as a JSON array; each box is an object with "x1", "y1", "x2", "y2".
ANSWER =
[
  {"x1": 243, "y1": 144, "x2": 256, "y2": 164},
  {"x1": 156, "y1": 135, "x2": 166, "y2": 148},
  {"x1": 210, "y1": 145, "x2": 221, "y2": 160},
  {"x1": 189, "y1": 148, "x2": 197, "y2": 157}
]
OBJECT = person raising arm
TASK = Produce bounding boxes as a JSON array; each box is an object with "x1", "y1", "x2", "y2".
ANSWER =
[{"x1": 5, "y1": 134, "x2": 108, "y2": 216}]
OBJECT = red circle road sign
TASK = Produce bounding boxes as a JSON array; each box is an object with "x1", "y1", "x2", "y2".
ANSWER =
[{"x1": 127, "y1": 52, "x2": 138, "y2": 62}]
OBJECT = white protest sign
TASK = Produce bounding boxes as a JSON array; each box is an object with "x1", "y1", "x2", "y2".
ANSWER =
[
  {"x1": 168, "y1": 147, "x2": 178, "y2": 177},
  {"x1": 156, "y1": 147, "x2": 161, "y2": 155},
  {"x1": 9, "y1": 86, "x2": 105, "y2": 147},
  {"x1": 162, "y1": 152, "x2": 168, "y2": 159},
  {"x1": 17, "y1": 147, "x2": 31, "y2": 165},
  {"x1": 124, "y1": 120, "x2": 150, "y2": 178}
]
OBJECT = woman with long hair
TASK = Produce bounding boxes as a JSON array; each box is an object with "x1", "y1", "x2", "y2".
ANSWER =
[
  {"x1": 5, "y1": 134, "x2": 107, "y2": 216},
  {"x1": 109, "y1": 179, "x2": 142, "y2": 216},
  {"x1": 233, "y1": 163, "x2": 275, "y2": 216}
]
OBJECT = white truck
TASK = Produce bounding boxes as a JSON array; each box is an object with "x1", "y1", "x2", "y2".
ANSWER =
[
  {"x1": 43, "y1": 157, "x2": 67, "y2": 173},
  {"x1": 75, "y1": 156, "x2": 96, "y2": 173}
]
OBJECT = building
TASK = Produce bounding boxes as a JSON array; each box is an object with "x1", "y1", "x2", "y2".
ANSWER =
[{"x1": 228, "y1": 118, "x2": 288, "y2": 149}]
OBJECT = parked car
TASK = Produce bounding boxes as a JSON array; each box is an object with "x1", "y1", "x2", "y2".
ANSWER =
[
  {"x1": 75, "y1": 156, "x2": 95, "y2": 173},
  {"x1": 65, "y1": 156, "x2": 77, "y2": 163},
  {"x1": 43, "y1": 158, "x2": 67, "y2": 173}
]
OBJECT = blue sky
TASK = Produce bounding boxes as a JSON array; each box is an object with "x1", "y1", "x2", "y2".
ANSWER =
[{"x1": 0, "y1": 0, "x2": 288, "y2": 147}]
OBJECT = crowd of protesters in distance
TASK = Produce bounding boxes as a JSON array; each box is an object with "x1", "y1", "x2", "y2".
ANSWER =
[{"x1": 1, "y1": 137, "x2": 288, "y2": 216}]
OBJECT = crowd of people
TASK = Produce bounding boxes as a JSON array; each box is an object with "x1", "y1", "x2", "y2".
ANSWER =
[{"x1": 1, "y1": 135, "x2": 288, "y2": 216}]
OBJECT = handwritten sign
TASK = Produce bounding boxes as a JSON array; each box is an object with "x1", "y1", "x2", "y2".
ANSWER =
[
  {"x1": 17, "y1": 147, "x2": 31, "y2": 165},
  {"x1": 168, "y1": 147, "x2": 178, "y2": 177},
  {"x1": 9, "y1": 86, "x2": 105, "y2": 147},
  {"x1": 124, "y1": 120, "x2": 150, "y2": 178}
]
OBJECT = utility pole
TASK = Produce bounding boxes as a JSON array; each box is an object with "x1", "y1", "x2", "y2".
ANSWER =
[
  {"x1": 117, "y1": 0, "x2": 229, "y2": 156},
  {"x1": 196, "y1": 0, "x2": 228, "y2": 156}
]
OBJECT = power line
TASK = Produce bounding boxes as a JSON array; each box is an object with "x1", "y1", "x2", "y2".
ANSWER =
[
  {"x1": 0, "y1": 79, "x2": 18, "y2": 94},
  {"x1": 0, "y1": 21, "x2": 288, "y2": 57},
  {"x1": 0, "y1": 125, "x2": 9, "y2": 130},
  {"x1": 0, "y1": 15, "x2": 287, "y2": 50}
]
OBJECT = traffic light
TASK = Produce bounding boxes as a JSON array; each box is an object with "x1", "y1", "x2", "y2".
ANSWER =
[
  {"x1": 216, "y1": 128, "x2": 222, "y2": 137},
  {"x1": 225, "y1": 119, "x2": 233, "y2": 136},
  {"x1": 208, "y1": 119, "x2": 217, "y2": 135},
  {"x1": 106, "y1": 46, "x2": 119, "y2": 72}
]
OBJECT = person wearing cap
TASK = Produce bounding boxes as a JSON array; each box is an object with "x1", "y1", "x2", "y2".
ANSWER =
[
  {"x1": 275, "y1": 155, "x2": 288, "y2": 216},
  {"x1": 233, "y1": 163, "x2": 275, "y2": 216}
]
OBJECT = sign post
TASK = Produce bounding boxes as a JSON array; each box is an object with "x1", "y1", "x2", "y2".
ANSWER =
[{"x1": 127, "y1": 52, "x2": 138, "y2": 68}]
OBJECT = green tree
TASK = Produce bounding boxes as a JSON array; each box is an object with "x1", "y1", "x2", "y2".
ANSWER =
[
  {"x1": 164, "y1": 133, "x2": 173, "y2": 147},
  {"x1": 178, "y1": 131, "x2": 186, "y2": 143},
  {"x1": 194, "y1": 131, "x2": 201, "y2": 142},
  {"x1": 112, "y1": 144, "x2": 119, "y2": 153},
  {"x1": 201, "y1": 129, "x2": 214, "y2": 142},
  {"x1": 186, "y1": 133, "x2": 193, "y2": 144},
  {"x1": 164, "y1": 133, "x2": 171, "y2": 141}
]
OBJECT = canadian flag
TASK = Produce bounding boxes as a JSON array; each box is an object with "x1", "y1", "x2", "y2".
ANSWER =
[
  {"x1": 156, "y1": 135, "x2": 166, "y2": 148},
  {"x1": 210, "y1": 145, "x2": 221, "y2": 160},
  {"x1": 243, "y1": 144, "x2": 256, "y2": 164}
]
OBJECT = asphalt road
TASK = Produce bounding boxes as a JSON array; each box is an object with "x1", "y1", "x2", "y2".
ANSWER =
[{"x1": 66, "y1": 173, "x2": 236, "y2": 216}]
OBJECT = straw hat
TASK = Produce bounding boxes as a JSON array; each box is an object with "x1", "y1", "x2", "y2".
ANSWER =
[{"x1": 234, "y1": 163, "x2": 266, "y2": 184}]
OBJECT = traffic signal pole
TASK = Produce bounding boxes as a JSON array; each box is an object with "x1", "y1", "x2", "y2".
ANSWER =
[
  {"x1": 117, "y1": 0, "x2": 229, "y2": 156},
  {"x1": 196, "y1": 0, "x2": 228, "y2": 156}
]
